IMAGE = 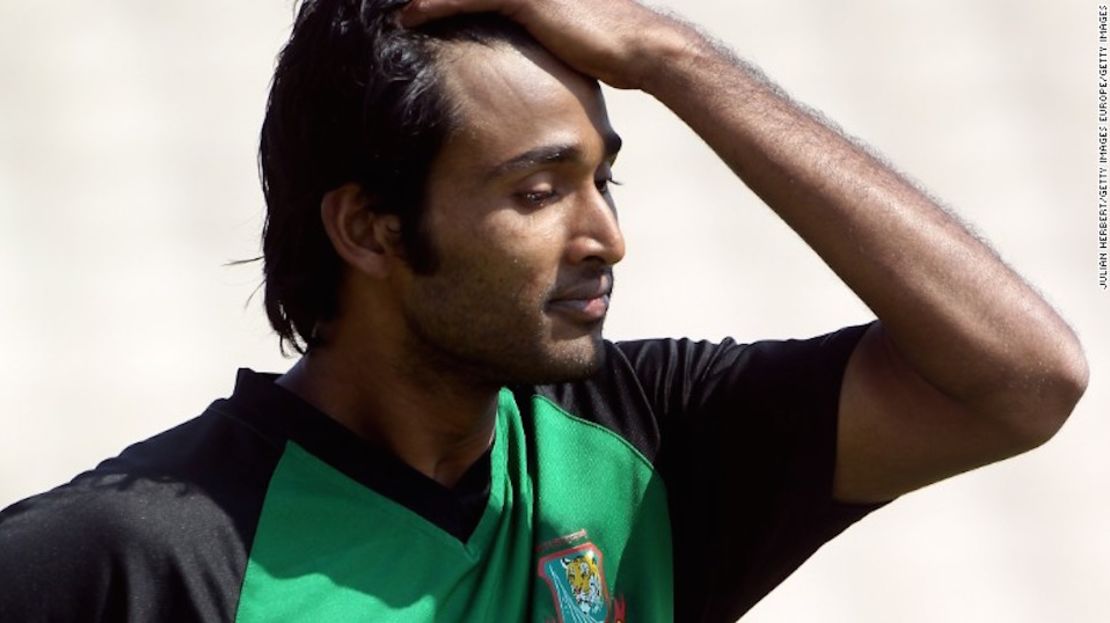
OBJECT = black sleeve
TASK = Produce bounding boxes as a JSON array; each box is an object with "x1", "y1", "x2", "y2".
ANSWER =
[
  {"x1": 615, "y1": 322, "x2": 889, "y2": 622},
  {"x1": 0, "y1": 410, "x2": 276, "y2": 623},
  {"x1": 0, "y1": 474, "x2": 235, "y2": 622}
]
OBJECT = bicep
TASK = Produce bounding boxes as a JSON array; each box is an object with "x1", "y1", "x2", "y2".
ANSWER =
[{"x1": 834, "y1": 322, "x2": 1033, "y2": 504}]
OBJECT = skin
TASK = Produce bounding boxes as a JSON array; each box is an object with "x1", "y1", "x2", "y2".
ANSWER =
[
  {"x1": 396, "y1": 43, "x2": 624, "y2": 386},
  {"x1": 278, "y1": 41, "x2": 624, "y2": 487},
  {"x1": 395, "y1": 0, "x2": 1089, "y2": 502}
]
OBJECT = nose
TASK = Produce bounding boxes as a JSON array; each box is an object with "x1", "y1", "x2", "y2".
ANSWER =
[{"x1": 566, "y1": 185, "x2": 626, "y2": 266}]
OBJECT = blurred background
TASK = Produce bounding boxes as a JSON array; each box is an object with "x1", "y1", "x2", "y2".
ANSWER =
[{"x1": 0, "y1": 1, "x2": 1104, "y2": 621}]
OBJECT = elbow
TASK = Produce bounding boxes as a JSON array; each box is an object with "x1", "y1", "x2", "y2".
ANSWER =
[
  {"x1": 1061, "y1": 344, "x2": 1091, "y2": 406},
  {"x1": 1050, "y1": 344, "x2": 1089, "y2": 430},
  {"x1": 1009, "y1": 341, "x2": 1089, "y2": 450}
]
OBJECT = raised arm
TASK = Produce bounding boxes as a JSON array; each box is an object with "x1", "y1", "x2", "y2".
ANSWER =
[{"x1": 402, "y1": 0, "x2": 1089, "y2": 502}]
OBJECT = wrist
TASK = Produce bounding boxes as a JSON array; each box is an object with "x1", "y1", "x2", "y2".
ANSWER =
[{"x1": 634, "y1": 20, "x2": 714, "y2": 97}]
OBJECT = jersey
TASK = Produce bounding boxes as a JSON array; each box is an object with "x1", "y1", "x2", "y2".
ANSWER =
[{"x1": 0, "y1": 323, "x2": 886, "y2": 622}]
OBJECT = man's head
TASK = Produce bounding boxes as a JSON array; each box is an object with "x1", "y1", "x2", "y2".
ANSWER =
[{"x1": 260, "y1": 0, "x2": 624, "y2": 383}]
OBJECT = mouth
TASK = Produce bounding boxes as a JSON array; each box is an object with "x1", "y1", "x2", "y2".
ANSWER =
[
  {"x1": 547, "y1": 293, "x2": 611, "y2": 323},
  {"x1": 546, "y1": 275, "x2": 613, "y2": 324}
]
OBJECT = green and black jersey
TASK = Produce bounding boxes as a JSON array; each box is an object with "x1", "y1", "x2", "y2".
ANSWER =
[{"x1": 0, "y1": 323, "x2": 886, "y2": 622}]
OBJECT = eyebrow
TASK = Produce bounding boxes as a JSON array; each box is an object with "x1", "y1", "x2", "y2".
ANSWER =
[{"x1": 484, "y1": 131, "x2": 623, "y2": 182}]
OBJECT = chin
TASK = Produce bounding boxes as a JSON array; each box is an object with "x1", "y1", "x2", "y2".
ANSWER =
[
  {"x1": 494, "y1": 334, "x2": 606, "y2": 386},
  {"x1": 413, "y1": 313, "x2": 609, "y2": 386},
  {"x1": 534, "y1": 335, "x2": 608, "y2": 383}
]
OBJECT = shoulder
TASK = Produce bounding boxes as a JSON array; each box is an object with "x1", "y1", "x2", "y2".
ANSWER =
[
  {"x1": 522, "y1": 327, "x2": 870, "y2": 464},
  {"x1": 0, "y1": 403, "x2": 282, "y2": 622}
]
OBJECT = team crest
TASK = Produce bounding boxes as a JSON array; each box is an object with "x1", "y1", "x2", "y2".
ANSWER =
[{"x1": 538, "y1": 542, "x2": 626, "y2": 622}]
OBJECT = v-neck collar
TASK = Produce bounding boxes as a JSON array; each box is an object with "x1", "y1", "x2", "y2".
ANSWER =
[{"x1": 224, "y1": 369, "x2": 509, "y2": 544}]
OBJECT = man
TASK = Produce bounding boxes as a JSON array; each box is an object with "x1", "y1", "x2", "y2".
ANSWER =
[{"x1": 0, "y1": 0, "x2": 1087, "y2": 621}]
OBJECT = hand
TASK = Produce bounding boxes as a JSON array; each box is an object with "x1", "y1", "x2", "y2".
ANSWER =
[{"x1": 399, "y1": 0, "x2": 690, "y2": 90}]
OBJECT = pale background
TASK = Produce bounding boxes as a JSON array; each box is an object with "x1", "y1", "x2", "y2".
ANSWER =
[{"x1": 1, "y1": 1, "x2": 1106, "y2": 621}]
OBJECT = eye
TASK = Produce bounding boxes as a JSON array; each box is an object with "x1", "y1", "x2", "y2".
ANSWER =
[{"x1": 516, "y1": 188, "x2": 558, "y2": 207}]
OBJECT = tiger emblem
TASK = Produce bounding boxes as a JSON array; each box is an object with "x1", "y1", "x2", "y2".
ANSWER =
[
  {"x1": 561, "y1": 552, "x2": 604, "y2": 616},
  {"x1": 539, "y1": 540, "x2": 625, "y2": 622}
]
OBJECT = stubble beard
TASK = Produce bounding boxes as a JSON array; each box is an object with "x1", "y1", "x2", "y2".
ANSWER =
[{"x1": 400, "y1": 285, "x2": 608, "y2": 388}]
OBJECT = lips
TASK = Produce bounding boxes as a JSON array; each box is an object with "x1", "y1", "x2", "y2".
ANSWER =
[{"x1": 547, "y1": 275, "x2": 613, "y2": 323}]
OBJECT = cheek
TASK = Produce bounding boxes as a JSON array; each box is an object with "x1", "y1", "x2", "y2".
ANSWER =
[
  {"x1": 424, "y1": 225, "x2": 545, "y2": 309},
  {"x1": 484, "y1": 217, "x2": 566, "y2": 297},
  {"x1": 483, "y1": 206, "x2": 568, "y2": 258},
  {"x1": 428, "y1": 192, "x2": 570, "y2": 302}
]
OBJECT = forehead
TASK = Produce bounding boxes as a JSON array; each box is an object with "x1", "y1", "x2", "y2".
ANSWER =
[{"x1": 433, "y1": 41, "x2": 616, "y2": 174}]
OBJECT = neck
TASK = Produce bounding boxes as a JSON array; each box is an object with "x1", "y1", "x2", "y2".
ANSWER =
[{"x1": 276, "y1": 340, "x2": 500, "y2": 489}]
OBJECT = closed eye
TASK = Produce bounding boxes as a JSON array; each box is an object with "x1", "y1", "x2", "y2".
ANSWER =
[
  {"x1": 516, "y1": 188, "x2": 558, "y2": 207},
  {"x1": 514, "y1": 173, "x2": 621, "y2": 209}
]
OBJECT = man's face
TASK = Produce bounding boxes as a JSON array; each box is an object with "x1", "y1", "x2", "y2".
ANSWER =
[{"x1": 393, "y1": 41, "x2": 625, "y2": 385}]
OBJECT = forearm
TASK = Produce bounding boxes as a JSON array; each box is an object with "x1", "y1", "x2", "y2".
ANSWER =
[{"x1": 643, "y1": 30, "x2": 1087, "y2": 427}]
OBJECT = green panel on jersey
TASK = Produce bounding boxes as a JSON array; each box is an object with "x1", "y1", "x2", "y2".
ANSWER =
[
  {"x1": 235, "y1": 389, "x2": 672, "y2": 622},
  {"x1": 527, "y1": 394, "x2": 673, "y2": 621}
]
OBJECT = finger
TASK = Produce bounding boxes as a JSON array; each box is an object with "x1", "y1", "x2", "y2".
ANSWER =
[{"x1": 399, "y1": 0, "x2": 517, "y2": 28}]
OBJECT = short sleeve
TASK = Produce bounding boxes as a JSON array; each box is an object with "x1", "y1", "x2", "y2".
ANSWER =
[
  {"x1": 0, "y1": 408, "x2": 276, "y2": 623},
  {"x1": 0, "y1": 482, "x2": 126, "y2": 621},
  {"x1": 615, "y1": 322, "x2": 888, "y2": 621},
  {"x1": 0, "y1": 471, "x2": 248, "y2": 623}
]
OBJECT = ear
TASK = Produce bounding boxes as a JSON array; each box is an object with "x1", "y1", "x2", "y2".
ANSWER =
[{"x1": 320, "y1": 183, "x2": 404, "y2": 279}]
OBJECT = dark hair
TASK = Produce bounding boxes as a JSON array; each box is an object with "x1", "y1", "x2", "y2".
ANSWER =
[{"x1": 259, "y1": 0, "x2": 535, "y2": 354}]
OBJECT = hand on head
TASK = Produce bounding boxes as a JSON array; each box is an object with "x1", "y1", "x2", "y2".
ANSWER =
[{"x1": 398, "y1": 0, "x2": 688, "y2": 90}]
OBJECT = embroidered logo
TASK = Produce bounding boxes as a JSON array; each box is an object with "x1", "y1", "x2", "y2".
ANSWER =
[{"x1": 538, "y1": 541, "x2": 626, "y2": 623}]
